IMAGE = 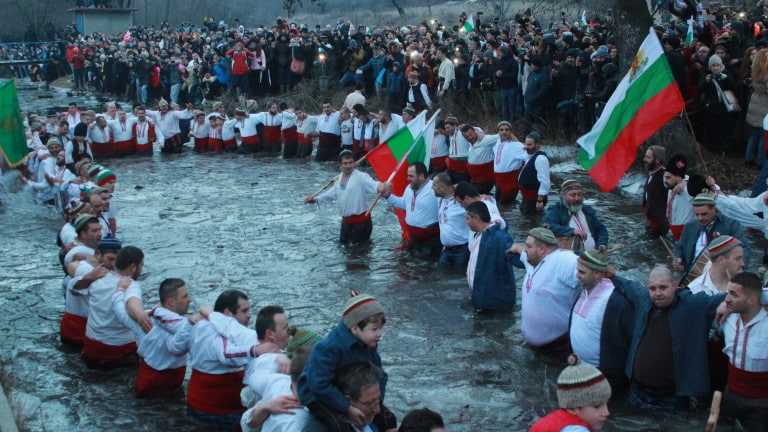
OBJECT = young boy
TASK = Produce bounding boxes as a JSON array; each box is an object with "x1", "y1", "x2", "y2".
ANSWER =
[
  {"x1": 530, "y1": 354, "x2": 611, "y2": 431},
  {"x1": 297, "y1": 292, "x2": 397, "y2": 432}
]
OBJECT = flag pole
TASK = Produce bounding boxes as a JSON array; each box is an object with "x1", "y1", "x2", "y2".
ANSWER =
[
  {"x1": 307, "y1": 154, "x2": 370, "y2": 199},
  {"x1": 364, "y1": 109, "x2": 440, "y2": 215},
  {"x1": 681, "y1": 108, "x2": 707, "y2": 170}
]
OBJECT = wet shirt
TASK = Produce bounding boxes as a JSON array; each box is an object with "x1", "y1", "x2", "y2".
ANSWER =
[
  {"x1": 493, "y1": 138, "x2": 527, "y2": 173},
  {"x1": 723, "y1": 308, "x2": 768, "y2": 372},
  {"x1": 467, "y1": 132, "x2": 497, "y2": 164},
  {"x1": 137, "y1": 306, "x2": 194, "y2": 370},
  {"x1": 387, "y1": 180, "x2": 439, "y2": 228},
  {"x1": 438, "y1": 194, "x2": 469, "y2": 247},
  {"x1": 85, "y1": 272, "x2": 141, "y2": 346},
  {"x1": 570, "y1": 279, "x2": 615, "y2": 367},
  {"x1": 317, "y1": 170, "x2": 380, "y2": 217}
]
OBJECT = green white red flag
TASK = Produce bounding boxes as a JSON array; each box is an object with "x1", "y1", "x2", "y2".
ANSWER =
[
  {"x1": 685, "y1": 17, "x2": 694, "y2": 46},
  {"x1": 463, "y1": 15, "x2": 475, "y2": 33},
  {"x1": 367, "y1": 110, "x2": 435, "y2": 195},
  {"x1": 576, "y1": 28, "x2": 684, "y2": 191}
]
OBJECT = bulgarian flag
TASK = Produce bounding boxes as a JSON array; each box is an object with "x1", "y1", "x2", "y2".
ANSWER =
[
  {"x1": 0, "y1": 80, "x2": 30, "y2": 168},
  {"x1": 576, "y1": 28, "x2": 684, "y2": 191},
  {"x1": 463, "y1": 14, "x2": 475, "y2": 33},
  {"x1": 368, "y1": 110, "x2": 436, "y2": 195},
  {"x1": 685, "y1": 17, "x2": 694, "y2": 46}
]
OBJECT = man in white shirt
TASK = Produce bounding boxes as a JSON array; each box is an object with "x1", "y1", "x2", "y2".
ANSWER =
[
  {"x1": 509, "y1": 227, "x2": 580, "y2": 352},
  {"x1": 493, "y1": 121, "x2": 527, "y2": 204},
  {"x1": 720, "y1": 272, "x2": 768, "y2": 431},
  {"x1": 305, "y1": 150, "x2": 385, "y2": 244},
  {"x1": 462, "y1": 125, "x2": 497, "y2": 195},
  {"x1": 314, "y1": 101, "x2": 342, "y2": 161},
  {"x1": 432, "y1": 172, "x2": 471, "y2": 269},
  {"x1": 383, "y1": 162, "x2": 441, "y2": 253}
]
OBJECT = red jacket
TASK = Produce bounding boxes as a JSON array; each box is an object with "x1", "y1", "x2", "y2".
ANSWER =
[{"x1": 225, "y1": 48, "x2": 254, "y2": 75}]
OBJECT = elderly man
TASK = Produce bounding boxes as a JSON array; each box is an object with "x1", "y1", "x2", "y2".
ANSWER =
[
  {"x1": 624, "y1": 266, "x2": 726, "y2": 411},
  {"x1": 508, "y1": 227, "x2": 580, "y2": 352},
  {"x1": 673, "y1": 194, "x2": 751, "y2": 274},
  {"x1": 543, "y1": 179, "x2": 609, "y2": 251},
  {"x1": 462, "y1": 124, "x2": 497, "y2": 195},
  {"x1": 518, "y1": 131, "x2": 550, "y2": 216}
]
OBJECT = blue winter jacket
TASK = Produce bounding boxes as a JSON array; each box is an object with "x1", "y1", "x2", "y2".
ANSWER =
[
  {"x1": 297, "y1": 320, "x2": 387, "y2": 413},
  {"x1": 470, "y1": 224, "x2": 516, "y2": 310}
]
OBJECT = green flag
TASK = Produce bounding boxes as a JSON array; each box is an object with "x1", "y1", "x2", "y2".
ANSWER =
[{"x1": 0, "y1": 80, "x2": 29, "y2": 168}]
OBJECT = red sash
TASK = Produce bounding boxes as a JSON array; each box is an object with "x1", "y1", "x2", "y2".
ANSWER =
[
  {"x1": 670, "y1": 224, "x2": 684, "y2": 241},
  {"x1": 223, "y1": 138, "x2": 237, "y2": 150},
  {"x1": 494, "y1": 170, "x2": 520, "y2": 201},
  {"x1": 342, "y1": 213, "x2": 372, "y2": 225},
  {"x1": 728, "y1": 363, "x2": 768, "y2": 398},
  {"x1": 82, "y1": 336, "x2": 137, "y2": 363},
  {"x1": 519, "y1": 184, "x2": 538, "y2": 200},
  {"x1": 446, "y1": 158, "x2": 468, "y2": 173},
  {"x1": 133, "y1": 122, "x2": 156, "y2": 154},
  {"x1": 282, "y1": 126, "x2": 298, "y2": 142},
  {"x1": 208, "y1": 138, "x2": 223, "y2": 152},
  {"x1": 298, "y1": 133, "x2": 313, "y2": 145},
  {"x1": 135, "y1": 141, "x2": 153, "y2": 154},
  {"x1": 466, "y1": 161, "x2": 494, "y2": 183},
  {"x1": 90, "y1": 141, "x2": 114, "y2": 157},
  {"x1": 406, "y1": 224, "x2": 440, "y2": 247},
  {"x1": 352, "y1": 138, "x2": 362, "y2": 154},
  {"x1": 241, "y1": 134, "x2": 260, "y2": 147},
  {"x1": 60, "y1": 312, "x2": 87, "y2": 343},
  {"x1": 263, "y1": 125, "x2": 281, "y2": 143},
  {"x1": 135, "y1": 359, "x2": 186, "y2": 398},
  {"x1": 114, "y1": 139, "x2": 134, "y2": 153},
  {"x1": 194, "y1": 137, "x2": 208, "y2": 152},
  {"x1": 187, "y1": 369, "x2": 246, "y2": 415},
  {"x1": 429, "y1": 156, "x2": 447, "y2": 171}
]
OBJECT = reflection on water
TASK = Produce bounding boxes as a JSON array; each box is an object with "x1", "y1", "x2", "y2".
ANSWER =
[{"x1": 0, "y1": 82, "x2": 733, "y2": 431}]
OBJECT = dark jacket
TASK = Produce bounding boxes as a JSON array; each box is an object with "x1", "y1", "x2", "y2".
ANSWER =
[
  {"x1": 599, "y1": 276, "x2": 642, "y2": 378},
  {"x1": 625, "y1": 287, "x2": 725, "y2": 397},
  {"x1": 525, "y1": 67, "x2": 550, "y2": 106},
  {"x1": 543, "y1": 201, "x2": 609, "y2": 248},
  {"x1": 673, "y1": 213, "x2": 751, "y2": 271},
  {"x1": 470, "y1": 224, "x2": 516, "y2": 310},
  {"x1": 297, "y1": 320, "x2": 387, "y2": 413},
  {"x1": 496, "y1": 55, "x2": 519, "y2": 90}
]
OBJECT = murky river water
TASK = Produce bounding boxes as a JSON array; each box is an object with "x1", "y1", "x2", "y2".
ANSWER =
[{"x1": 0, "y1": 81, "x2": 756, "y2": 431}]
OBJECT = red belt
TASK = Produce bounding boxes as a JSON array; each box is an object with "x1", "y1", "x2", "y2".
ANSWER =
[
  {"x1": 194, "y1": 137, "x2": 208, "y2": 152},
  {"x1": 466, "y1": 161, "x2": 494, "y2": 182},
  {"x1": 135, "y1": 359, "x2": 186, "y2": 398},
  {"x1": 208, "y1": 138, "x2": 223, "y2": 152},
  {"x1": 263, "y1": 125, "x2": 281, "y2": 143},
  {"x1": 519, "y1": 185, "x2": 539, "y2": 199},
  {"x1": 429, "y1": 156, "x2": 447, "y2": 171},
  {"x1": 113, "y1": 139, "x2": 134, "y2": 153},
  {"x1": 447, "y1": 158, "x2": 468, "y2": 173},
  {"x1": 60, "y1": 312, "x2": 87, "y2": 343},
  {"x1": 728, "y1": 363, "x2": 768, "y2": 399},
  {"x1": 241, "y1": 135, "x2": 260, "y2": 146},
  {"x1": 282, "y1": 126, "x2": 298, "y2": 142},
  {"x1": 90, "y1": 141, "x2": 114, "y2": 157},
  {"x1": 223, "y1": 138, "x2": 237, "y2": 150},
  {"x1": 136, "y1": 141, "x2": 153, "y2": 153},
  {"x1": 82, "y1": 336, "x2": 137, "y2": 363},
  {"x1": 670, "y1": 224, "x2": 684, "y2": 241},
  {"x1": 187, "y1": 369, "x2": 245, "y2": 415},
  {"x1": 342, "y1": 213, "x2": 372, "y2": 225},
  {"x1": 406, "y1": 224, "x2": 440, "y2": 244}
]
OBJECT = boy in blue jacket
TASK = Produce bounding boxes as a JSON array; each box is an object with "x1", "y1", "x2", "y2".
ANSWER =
[{"x1": 298, "y1": 292, "x2": 397, "y2": 431}]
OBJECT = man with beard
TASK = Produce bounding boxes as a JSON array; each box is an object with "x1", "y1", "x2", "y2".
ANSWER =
[
  {"x1": 305, "y1": 150, "x2": 385, "y2": 244},
  {"x1": 21, "y1": 138, "x2": 73, "y2": 208},
  {"x1": 88, "y1": 115, "x2": 113, "y2": 158},
  {"x1": 543, "y1": 179, "x2": 609, "y2": 252},
  {"x1": 518, "y1": 131, "x2": 550, "y2": 216},
  {"x1": 444, "y1": 116, "x2": 470, "y2": 184},
  {"x1": 643, "y1": 146, "x2": 668, "y2": 238},
  {"x1": 383, "y1": 162, "x2": 440, "y2": 252}
]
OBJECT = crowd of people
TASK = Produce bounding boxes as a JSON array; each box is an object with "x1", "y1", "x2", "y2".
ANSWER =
[{"x1": 10, "y1": 3, "x2": 768, "y2": 431}]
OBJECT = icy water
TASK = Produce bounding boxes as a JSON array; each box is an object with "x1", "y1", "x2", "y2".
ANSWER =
[{"x1": 0, "y1": 82, "x2": 754, "y2": 431}]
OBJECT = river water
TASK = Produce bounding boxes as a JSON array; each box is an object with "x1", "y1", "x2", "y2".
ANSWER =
[{"x1": 0, "y1": 81, "x2": 753, "y2": 431}]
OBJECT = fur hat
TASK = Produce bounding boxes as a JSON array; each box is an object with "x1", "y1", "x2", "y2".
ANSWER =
[{"x1": 665, "y1": 154, "x2": 687, "y2": 178}]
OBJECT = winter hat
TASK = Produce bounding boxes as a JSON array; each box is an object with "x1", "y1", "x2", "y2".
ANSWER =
[
  {"x1": 97, "y1": 236, "x2": 122, "y2": 252},
  {"x1": 96, "y1": 169, "x2": 116, "y2": 186},
  {"x1": 496, "y1": 120, "x2": 512, "y2": 131},
  {"x1": 557, "y1": 354, "x2": 612, "y2": 409},
  {"x1": 561, "y1": 179, "x2": 583, "y2": 194},
  {"x1": 566, "y1": 48, "x2": 580, "y2": 58},
  {"x1": 578, "y1": 248, "x2": 610, "y2": 272},
  {"x1": 527, "y1": 227, "x2": 558, "y2": 246},
  {"x1": 342, "y1": 292, "x2": 385, "y2": 329},
  {"x1": 530, "y1": 56, "x2": 544, "y2": 68},
  {"x1": 692, "y1": 193, "x2": 716, "y2": 207},
  {"x1": 348, "y1": 39, "x2": 359, "y2": 49},
  {"x1": 212, "y1": 101, "x2": 223, "y2": 110},
  {"x1": 526, "y1": 131, "x2": 542, "y2": 142},
  {"x1": 709, "y1": 54, "x2": 723, "y2": 68},
  {"x1": 75, "y1": 160, "x2": 91, "y2": 175},
  {"x1": 664, "y1": 36, "x2": 681, "y2": 49},
  {"x1": 707, "y1": 235, "x2": 741, "y2": 259},
  {"x1": 499, "y1": 44, "x2": 510, "y2": 55},
  {"x1": 402, "y1": 106, "x2": 416, "y2": 116},
  {"x1": 74, "y1": 122, "x2": 88, "y2": 137},
  {"x1": 592, "y1": 45, "x2": 609, "y2": 58},
  {"x1": 444, "y1": 116, "x2": 458, "y2": 125},
  {"x1": 88, "y1": 164, "x2": 103, "y2": 177},
  {"x1": 286, "y1": 327, "x2": 322, "y2": 358},
  {"x1": 665, "y1": 154, "x2": 687, "y2": 178},
  {"x1": 64, "y1": 201, "x2": 87, "y2": 221},
  {"x1": 158, "y1": 98, "x2": 169, "y2": 107},
  {"x1": 31, "y1": 123, "x2": 43, "y2": 132},
  {"x1": 73, "y1": 214, "x2": 96, "y2": 232},
  {"x1": 46, "y1": 137, "x2": 62, "y2": 149}
]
